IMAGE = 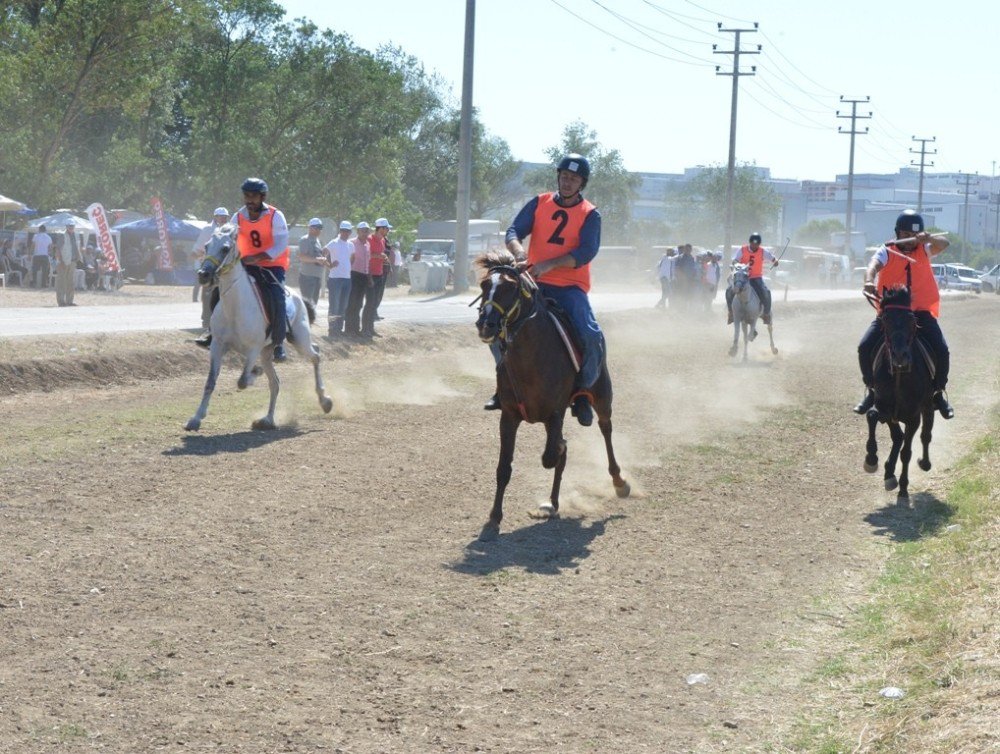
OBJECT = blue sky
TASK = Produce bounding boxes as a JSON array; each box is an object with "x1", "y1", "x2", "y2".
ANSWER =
[{"x1": 280, "y1": 0, "x2": 997, "y2": 184}]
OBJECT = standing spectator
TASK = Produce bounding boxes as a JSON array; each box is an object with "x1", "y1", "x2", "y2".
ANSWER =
[
  {"x1": 56, "y1": 220, "x2": 83, "y2": 306},
  {"x1": 701, "y1": 251, "x2": 721, "y2": 311},
  {"x1": 366, "y1": 217, "x2": 391, "y2": 333},
  {"x1": 672, "y1": 243, "x2": 698, "y2": 310},
  {"x1": 653, "y1": 248, "x2": 674, "y2": 308},
  {"x1": 386, "y1": 241, "x2": 402, "y2": 288},
  {"x1": 324, "y1": 221, "x2": 354, "y2": 338},
  {"x1": 192, "y1": 207, "x2": 230, "y2": 345},
  {"x1": 344, "y1": 221, "x2": 372, "y2": 339},
  {"x1": 31, "y1": 225, "x2": 53, "y2": 288},
  {"x1": 297, "y1": 217, "x2": 326, "y2": 307}
]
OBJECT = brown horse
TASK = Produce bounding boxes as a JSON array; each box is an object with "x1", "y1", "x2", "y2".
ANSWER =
[{"x1": 474, "y1": 250, "x2": 630, "y2": 541}]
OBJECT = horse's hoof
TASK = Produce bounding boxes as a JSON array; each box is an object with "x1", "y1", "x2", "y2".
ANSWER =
[
  {"x1": 237, "y1": 377, "x2": 248, "y2": 390},
  {"x1": 918, "y1": 458, "x2": 931, "y2": 472},
  {"x1": 321, "y1": 397, "x2": 333, "y2": 414},
  {"x1": 771, "y1": 347, "x2": 779, "y2": 355},
  {"x1": 478, "y1": 521, "x2": 500, "y2": 542},
  {"x1": 863, "y1": 460, "x2": 878, "y2": 473},
  {"x1": 536, "y1": 503, "x2": 559, "y2": 519},
  {"x1": 184, "y1": 418, "x2": 201, "y2": 432},
  {"x1": 884, "y1": 477, "x2": 898, "y2": 491},
  {"x1": 615, "y1": 481, "x2": 631, "y2": 498},
  {"x1": 251, "y1": 418, "x2": 277, "y2": 431},
  {"x1": 728, "y1": 347, "x2": 737, "y2": 357}
]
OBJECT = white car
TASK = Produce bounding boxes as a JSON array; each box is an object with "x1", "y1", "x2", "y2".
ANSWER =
[
  {"x1": 947, "y1": 264, "x2": 983, "y2": 294},
  {"x1": 931, "y1": 263, "x2": 975, "y2": 292},
  {"x1": 979, "y1": 263, "x2": 1000, "y2": 294}
]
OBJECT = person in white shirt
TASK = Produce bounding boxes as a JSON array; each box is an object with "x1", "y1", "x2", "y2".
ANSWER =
[
  {"x1": 192, "y1": 207, "x2": 229, "y2": 340},
  {"x1": 324, "y1": 221, "x2": 354, "y2": 338},
  {"x1": 654, "y1": 248, "x2": 675, "y2": 309},
  {"x1": 31, "y1": 225, "x2": 53, "y2": 288}
]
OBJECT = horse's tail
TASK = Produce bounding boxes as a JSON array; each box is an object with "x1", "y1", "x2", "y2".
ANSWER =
[{"x1": 304, "y1": 298, "x2": 317, "y2": 325}]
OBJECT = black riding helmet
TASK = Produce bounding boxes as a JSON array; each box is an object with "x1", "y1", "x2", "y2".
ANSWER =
[
  {"x1": 556, "y1": 153, "x2": 590, "y2": 188},
  {"x1": 894, "y1": 209, "x2": 924, "y2": 233},
  {"x1": 748, "y1": 232, "x2": 762, "y2": 243},
  {"x1": 241, "y1": 177, "x2": 269, "y2": 195}
]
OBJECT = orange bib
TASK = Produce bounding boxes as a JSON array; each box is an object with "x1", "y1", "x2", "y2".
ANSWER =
[
  {"x1": 237, "y1": 206, "x2": 290, "y2": 270},
  {"x1": 736, "y1": 245, "x2": 765, "y2": 277},
  {"x1": 877, "y1": 243, "x2": 939, "y2": 318},
  {"x1": 527, "y1": 192, "x2": 596, "y2": 291}
]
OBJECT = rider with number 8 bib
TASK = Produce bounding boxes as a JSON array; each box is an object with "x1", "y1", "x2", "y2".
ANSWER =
[
  {"x1": 233, "y1": 177, "x2": 291, "y2": 362},
  {"x1": 500, "y1": 153, "x2": 604, "y2": 427}
]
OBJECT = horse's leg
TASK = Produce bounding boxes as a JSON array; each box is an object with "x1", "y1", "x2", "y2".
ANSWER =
[
  {"x1": 291, "y1": 312, "x2": 334, "y2": 414},
  {"x1": 864, "y1": 409, "x2": 880, "y2": 472},
  {"x1": 237, "y1": 343, "x2": 264, "y2": 390},
  {"x1": 917, "y1": 405, "x2": 934, "y2": 471},
  {"x1": 251, "y1": 355, "x2": 280, "y2": 431},
  {"x1": 767, "y1": 321, "x2": 778, "y2": 355},
  {"x1": 742, "y1": 321, "x2": 749, "y2": 362},
  {"x1": 595, "y1": 393, "x2": 630, "y2": 499},
  {"x1": 479, "y1": 410, "x2": 520, "y2": 542},
  {"x1": 185, "y1": 341, "x2": 225, "y2": 431},
  {"x1": 729, "y1": 318, "x2": 739, "y2": 357},
  {"x1": 538, "y1": 412, "x2": 567, "y2": 518},
  {"x1": 896, "y1": 419, "x2": 920, "y2": 505},
  {"x1": 883, "y1": 420, "x2": 903, "y2": 491}
]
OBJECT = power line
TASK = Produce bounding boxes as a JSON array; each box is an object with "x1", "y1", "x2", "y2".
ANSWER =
[
  {"x1": 588, "y1": 0, "x2": 713, "y2": 60},
  {"x1": 758, "y1": 31, "x2": 840, "y2": 97},
  {"x1": 547, "y1": 0, "x2": 713, "y2": 67}
]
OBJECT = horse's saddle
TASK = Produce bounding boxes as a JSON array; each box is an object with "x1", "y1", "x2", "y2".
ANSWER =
[
  {"x1": 540, "y1": 295, "x2": 582, "y2": 373},
  {"x1": 873, "y1": 336, "x2": 936, "y2": 380},
  {"x1": 244, "y1": 266, "x2": 296, "y2": 341}
]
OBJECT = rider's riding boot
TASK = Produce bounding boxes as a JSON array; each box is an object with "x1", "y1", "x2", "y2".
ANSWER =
[
  {"x1": 726, "y1": 308, "x2": 733, "y2": 325},
  {"x1": 933, "y1": 390, "x2": 955, "y2": 420},
  {"x1": 853, "y1": 387, "x2": 875, "y2": 415},
  {"x1": 571, "y1": 394, "x2": 594, "y2": 427},
  {"x1": 195, "y1": 331, "x2": 212, "y2": 348},
  {"x1": 273, "y1": 344, "x2": 288, "y2": 363},
  {"x1": 761, "y1": 310, "x2": 772, "y2": 325},
  {"x1": 483, "y1": 393, "x2": 501, "y2": 411}
]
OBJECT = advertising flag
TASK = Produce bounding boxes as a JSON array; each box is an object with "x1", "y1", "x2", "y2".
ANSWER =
[
  {"x1": 85, "y1": 202, "x2": 120, "y2": 272},
  {"x1": 151, "y1": 196, "x2": 174, "y2": 271}
]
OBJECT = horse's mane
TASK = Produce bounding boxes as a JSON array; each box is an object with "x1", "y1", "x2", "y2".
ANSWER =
[
  {"x1": 475, "y1": 248, "x2": 517, "y2": 271},
  {"x1": 881, "y1": 285, "x2": 911, "y2": 308}
]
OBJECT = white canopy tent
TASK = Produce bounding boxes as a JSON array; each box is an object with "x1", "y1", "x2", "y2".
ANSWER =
[
  {"x1": 26, "y1": 211, "x2": 95, "y2": 232},
  {"x1": 0, "y1": 193, "x2": 27, "y2": 212}
]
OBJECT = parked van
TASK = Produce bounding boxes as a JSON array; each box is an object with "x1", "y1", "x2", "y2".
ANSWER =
[{"x1": 977, "y1": 263, "x2": 1000, "y2": 294}]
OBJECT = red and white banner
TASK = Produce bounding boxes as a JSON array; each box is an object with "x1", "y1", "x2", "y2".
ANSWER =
[
  {"x1": 86, "y1": 202, "x2": 120, "y2": 272},
  {"x1": 151, "y1": 196, "x2": 174, "y2": 271}
]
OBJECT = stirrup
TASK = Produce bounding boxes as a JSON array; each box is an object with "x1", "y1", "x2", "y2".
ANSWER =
[
  {"x1": 483, "y1": 394, "x2": 501, "y2": 411},
  {"x1": 194, "y1": 332, "x2": 212, "y2": 348},
  {"x1": 933, "y1": 391, "x2": 954, "y2": 420},
  {"x1": 570, "y1": 393, "x2": 594, "y2": 427},
  {"x1": 853, "y1": 389, "x2": 874, "y2": 415}
]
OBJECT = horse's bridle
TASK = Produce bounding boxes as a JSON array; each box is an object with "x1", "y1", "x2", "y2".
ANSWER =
[
  {"x1": 200, "y1": 240, "x2": 240, "y2": 294},
  {"x1": 476, "y1": 266, "x2": 539, "y2": 344}
]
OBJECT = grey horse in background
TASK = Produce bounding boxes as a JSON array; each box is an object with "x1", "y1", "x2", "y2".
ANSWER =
[{"x1": 728, "y1": 263, "x2": 778, "y2": 362}]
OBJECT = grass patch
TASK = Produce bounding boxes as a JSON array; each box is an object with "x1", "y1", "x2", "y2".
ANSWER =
[{"x1": 773, "y1": 424, "x2": 1000, "y2": 752}]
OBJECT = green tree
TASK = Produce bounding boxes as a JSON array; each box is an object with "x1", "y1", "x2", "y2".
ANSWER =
[
  {"x1": 674, "y1": 163, "x2": 781, "y2": 248},
  {"x1": 794, "y1": 218, "x2": 844, "y2": 247},
  {"x1": 528, "y1": 120, "x2": 640, "y2": 245}
]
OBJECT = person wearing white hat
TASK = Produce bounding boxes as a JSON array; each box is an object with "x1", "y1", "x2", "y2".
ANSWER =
[
  {"x1": 344, "y1": 222, "x2": 373, "y2": 338},
  {"x1": 366, "y1": 218, "x2": 393, "y2": 334},
  {"x1": 55, "y1": 219, "x2": 83, "y2": 306},
  {"x1": 323, "y1": 221, "x2": 354, "y2": 337},
  {"x1": 297, "y1": 217, "x2": 327, "y2": 307},
  {"x1": 193, "y1": 206, "x2": 231, "y2": 344}
]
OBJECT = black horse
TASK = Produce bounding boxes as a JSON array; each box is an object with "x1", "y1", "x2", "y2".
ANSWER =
[
  {"x1": 474, "y1": 250, "x2": 630, "y2": 541},
  {"x1": 863, "y1": 285, "x2": 935, "y2": 504}
]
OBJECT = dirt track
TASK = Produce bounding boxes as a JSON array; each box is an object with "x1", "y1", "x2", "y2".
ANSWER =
[{"x1": 1, "y1": 294, "x2": 998, "y2": 753}]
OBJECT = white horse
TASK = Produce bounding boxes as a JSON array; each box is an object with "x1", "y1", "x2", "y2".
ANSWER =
[
  {"x1": 728, "y1": 263, "x2": 778, "y2": 362},
  {"x1": 185, "y1": 225, "x2": 334, "y2": 431}
]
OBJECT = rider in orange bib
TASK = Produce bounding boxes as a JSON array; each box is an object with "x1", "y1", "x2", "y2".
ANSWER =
[
  {"x1": 853, "y1": 210, "x2": 953, "y2": 419},
  {"x1": 725, "y1": 232, "x2": 777, "y2": 324},
  {"x1": 494, "y1": 153, "x2": 604, "y2": 427},
  {"x1": 233, "y1": 177, "x2": 291, "y2": 362}
]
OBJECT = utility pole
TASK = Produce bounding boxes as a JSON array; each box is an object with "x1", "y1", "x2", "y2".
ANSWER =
[
  {"x1": 837, "y1": 96, "x2": 871, "y2": 263},
  {"x1": 452, "y1": 0, "x2": 475, "y2": 293},
  {"x1": 909, "y1": 136, "x2": 936, "y2": 213},
  {"x1": 714, "y1": 22, "x2": 759, "y2": 258},
  {"x1": 957, "y1": 172, "x2": 979, "y2": 264}
]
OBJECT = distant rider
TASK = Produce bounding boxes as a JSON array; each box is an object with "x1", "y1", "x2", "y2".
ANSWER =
[
  {"x1": 726, "y1": 232, "x2": 777, "y2": 324},
  {"x1": 853, "y1": 209, "x2": 953, "y2": 419}
]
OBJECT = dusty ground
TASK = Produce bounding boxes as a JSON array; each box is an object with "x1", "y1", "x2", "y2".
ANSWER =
[{"x1": 1, "y1": 290, "x2": 998, "y2": 753}]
